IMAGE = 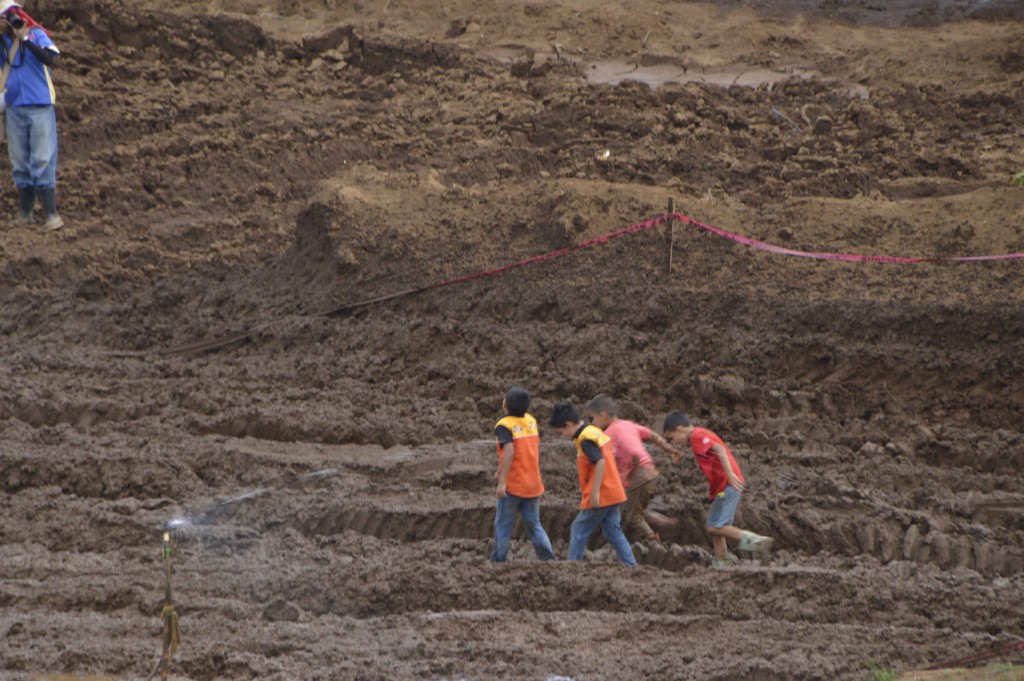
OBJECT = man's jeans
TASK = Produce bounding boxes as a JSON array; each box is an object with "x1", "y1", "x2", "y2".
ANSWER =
[
  {"x1": 491, "y1": 494, "x2": 555, "y2": 562},
  {"x1": 568, "y1": 504, "x2": 636, "y2": 566},
  {"x1": 6, "y1": 105, "x2": 58, "y2": 189}
]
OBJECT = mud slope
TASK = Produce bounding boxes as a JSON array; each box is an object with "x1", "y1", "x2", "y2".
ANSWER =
[{"x1": 1, "y1": 1, "x2": 1023, "y2": 680}]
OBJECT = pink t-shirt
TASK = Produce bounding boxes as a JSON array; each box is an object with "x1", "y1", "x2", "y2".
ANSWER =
[{"x1": 604, "y1": 419, "x2": 657, "y2": 490}]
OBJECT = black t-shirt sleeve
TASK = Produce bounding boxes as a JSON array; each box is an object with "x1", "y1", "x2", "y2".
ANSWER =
[
  {"x1": 581, "y1": 439, "x2": 603, "y2": 464},
  {"x1": 23, "y1": 39, "x2": 57, "y2": 67},
  {"x1": 495, "y1": 425, "x2": 514, "y2": 445}
]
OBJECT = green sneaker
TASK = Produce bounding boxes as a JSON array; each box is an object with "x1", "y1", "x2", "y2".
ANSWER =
[{"x1": 737, "y1": 531, "x2": 773, "y2": 554}]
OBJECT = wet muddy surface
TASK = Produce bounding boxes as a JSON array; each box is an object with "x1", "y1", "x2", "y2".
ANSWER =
[{"x1": 1, "y1": 0, "x2": 1023, "y2": 679}]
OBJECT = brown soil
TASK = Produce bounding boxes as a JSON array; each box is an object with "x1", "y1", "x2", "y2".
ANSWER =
[{"x1": 2, "y1": 0, "x2": 1024, "y2": 679}]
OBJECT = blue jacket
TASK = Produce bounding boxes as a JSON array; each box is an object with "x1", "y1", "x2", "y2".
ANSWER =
[{"x1": 3, "y1": 28, "x2": 59, "y2": 107}]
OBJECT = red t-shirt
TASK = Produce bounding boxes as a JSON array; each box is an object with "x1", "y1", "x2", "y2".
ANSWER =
[{"x1": 690, "y1": 427, "x2": 745, "y2": 500}]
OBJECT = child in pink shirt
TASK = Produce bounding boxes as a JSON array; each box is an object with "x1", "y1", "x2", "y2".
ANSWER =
[{"x1": 586, "y1": 394, "x2": 679, "y2": 542}]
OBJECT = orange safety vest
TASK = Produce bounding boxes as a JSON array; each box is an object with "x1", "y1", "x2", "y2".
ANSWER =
[
  {"x1": 573, "y1": 424, "x2": 627, "y2": 509},
  {"x1": 495, "y1": 413, "x2": 544, "y2": 498}
]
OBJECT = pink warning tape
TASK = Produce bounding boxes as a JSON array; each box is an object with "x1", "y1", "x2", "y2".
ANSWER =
[
  {"x1": 427, "y1": 210, "x2": 1024, "y2": 292},
  {"x1": 671, "y1": 212, "x2": 1024, "y2": 263},
  {"x1": 323, "y1": 210, "x2": 1023, "y2": 318}
]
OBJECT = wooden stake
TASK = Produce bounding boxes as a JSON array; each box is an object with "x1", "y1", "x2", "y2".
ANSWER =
[
  {"x1": 161, "y1": 532, "x2": 176, "y2": 681},
  {"x1": 667, "y1": 198, "x2": 675, "y2": 274}
]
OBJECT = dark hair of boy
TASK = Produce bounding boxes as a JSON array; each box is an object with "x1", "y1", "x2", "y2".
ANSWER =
[
  {"x1": 548, "y1": 401, "x2": 580, "y2": 427},
  {"x1": 663, "y1": 411, "x2": 692, "y2": 433},
  {"x1": 505, "y1": 386, "x2": 531, "y2": 417},
  {"x1": 586, "y1": 394, "x2": 617, "y2": 416}
]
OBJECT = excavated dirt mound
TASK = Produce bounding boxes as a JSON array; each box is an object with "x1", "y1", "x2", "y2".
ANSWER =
[{"x1": 2, "y1": 0, "x2": 1024, "y2": 679}]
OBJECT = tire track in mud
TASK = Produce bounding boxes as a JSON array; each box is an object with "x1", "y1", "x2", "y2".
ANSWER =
[
  {"x1": 761, "y1": 509, "x2": 1022, "y2": 577},
  {"x1": 3, "y1": 442, "x2": 1019, "y2": 575},
  {"x1": 223, "y1": 443, "x2": 1024, "y2": 577},
  {"x1": 263, "y1": 545, "x2": 1021, "y2": 632},
  {"x1": 288, "y1": 499, "x2": 1021, "y2": 577}
]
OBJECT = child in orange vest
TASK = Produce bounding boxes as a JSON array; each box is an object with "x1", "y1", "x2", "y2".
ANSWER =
[
  {"x1": 549, "y1": 401, "x2": 635, "y2": 566},
  {"x1": 586, "y1": 393, "x2": 679, "y2": 543},
  {"x1": 491, "y1": 386, "x2": 555, "y2": 562}
]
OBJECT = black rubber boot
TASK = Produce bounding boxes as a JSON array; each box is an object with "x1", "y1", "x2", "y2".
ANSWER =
[
  {"x1": 39, "y1": 187, "x2": 63, "y2": 231},
  {"x1": 17, "y1": 186, "x2": 35, "y2": 224}
]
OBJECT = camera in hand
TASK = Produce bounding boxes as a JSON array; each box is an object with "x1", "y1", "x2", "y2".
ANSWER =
[{"x1": 6, "y1": 15, "x2": 24, "y2": 29}]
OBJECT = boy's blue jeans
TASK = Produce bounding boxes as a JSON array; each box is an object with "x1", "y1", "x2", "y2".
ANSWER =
[
  {"x1": 491, "y1": 494, "x2": 555, "y2": 562},
  {"x1": 568, "y1": 504, "x2": 637, "y2": 566},
  {"x1": 6, "y1": 105, "x2": 59, "y2": 189}
]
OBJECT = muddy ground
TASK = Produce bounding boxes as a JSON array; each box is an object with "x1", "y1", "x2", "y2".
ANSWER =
[{"x1": 2, "y1": 0, "x2": 1024, "y2": 679}]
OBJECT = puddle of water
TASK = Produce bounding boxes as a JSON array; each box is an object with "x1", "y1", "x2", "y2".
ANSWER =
[
  {"x1": 482, "y1": 47, "x2": 868, "y2": 99},
  {"x1": 421, "y1": 609, "x2": 503, "y2": 621},
  {"x1": 296, "y1": 467, "x2": 338, "y2": 480},
  {"x1": 382, "y1": 449, "x2": 417, "y2": 462},
  {"x1": 218, "y1": 488, "x2": 272, "y2": 506},
  {"x1": 585, "y1": 59, "x2": 809, "y2": 88}
]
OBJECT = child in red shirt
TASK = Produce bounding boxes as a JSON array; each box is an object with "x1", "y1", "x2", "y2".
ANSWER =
[{"x1": 663, "y1": 412, "x2": 772, "y2": 564}]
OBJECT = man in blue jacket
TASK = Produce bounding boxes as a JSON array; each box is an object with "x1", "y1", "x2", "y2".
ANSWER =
[{"x1": 1, "y1": 1, "x2": 62, "y2": 231}]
